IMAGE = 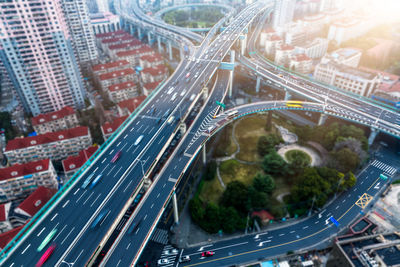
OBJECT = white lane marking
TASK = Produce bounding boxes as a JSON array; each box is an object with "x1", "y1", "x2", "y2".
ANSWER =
[
  {"x1": 61, "y1": 227, "x2": 75, "y2": 245},
  {"x1": 114, "y1": 166, "x2": 123, "y2": 177},
  {"x1": 302, "y1": 226, "x2": 308, "y2": 229},
  {"x1": 157, "y1": 193, "x2": 160, "y2": 198},
  {"x1": 257, "y1": 240, "x2": 271, "y2": 246},
  {"x1": 124, "y1": 134, "x2": 128, "y2": 139},
  {"x1": 117, "y1": 142, "x2": 121, "y2": 147},
  {"x1": 37, "y1": 227, "x2": 46, "y2": 237},
  {"x1": 163, "y1": 183, "x2": 166, "y2": 188},
  {"x1": 74, "y1": 249, "x2": 85, "y2": 263},
  {"x1": 50, "y1": 213, "x2": 58, "y2": 221},
  {"x1": 10, "y1": 263, "x2": 14, "y2": 267},
  {"x1": 76, "y1": 190, "x2": 86, "y2": 203},
  {"x1": 107, "y1": 165, "x2": 116, "y2": 176},
  {"x1": 83, "y1": 192, "x2": 95, "y2": 206},
  {"x1": 150, "y1": 203, "x2": 154, "y2": 209},
  {"x1": 90, "y1": 194, "x2": 102, "y2": 208},
  {"x1": 279, "y1": 233, "x2": 285, "y2": 236},
  {"x1": 130, "y1": 127, "x2": 134, "y2": 132},
  {"x1": 143, "y1": 125, "x2": 150, "y2": 133},
  {"x1": 342, "y1": 199, "x2": 346, "y2": 203},
  {"x1": 336, "y1": 206, "x2": 339, "y2": 210},
  {"x1": 102, "y1": 158, "x2": 106, "y2": 164},
  {"x1": 94, "y1": 167, "x2": 98, "y2": 173},
  {"x1": 100, "y1": 210, "x2": 111, "y2": 227},
  {"x1": 144, "y1": 214, "x2": 148, "y2": 221},
  {"x1": 54, "y1": 224, "x2": 67, "y2": 241},
  {"x1": 123, "y1": 180, "x2": 133, "y2": 193},
  {"x1": 126, "y1": 243, "x2": 131, "y2": 250},
  {"x1": 121, "y1": 143, "x2": 128, "y2": 150},
  {"x1": 197, "y1": 245, "x2": 213, "y2": 252},
  {"x1": 73, "y1": 188, "x2": 80, "y2": 195},
  {"x1": 290, "y1": 230, "x2": 295, "y2": 233},
  {"x1": 109, "y1": 149, "x2": 114, "y2": 155},
  {"x1": 135, "y1": 227, "x2": 140, "y2": 234},
  {"x1": 315, "y1": 221, "x2": 319, "y2": 224},
  {"x1": 62, "y1": 200, "x2": 70, "y2": 208},
  {"x1": 21, "y1": 244, "x2": 30, "y2": 255}
]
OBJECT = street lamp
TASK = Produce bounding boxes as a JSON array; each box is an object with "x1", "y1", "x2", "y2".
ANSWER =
[{"x1": 138, "y1": 159, "x2": 146, "y2": 177}]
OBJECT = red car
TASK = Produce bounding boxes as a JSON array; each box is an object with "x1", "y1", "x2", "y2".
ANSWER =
[
  {"x1": 36, "y1": 244, "x2": 56, "y2": 267},
  {"x1": 201, "y1": 251, "x2": 215, "y2": 257},
  {"x1": 111, "y1": 150, "x2": 122, "y2": 163}
]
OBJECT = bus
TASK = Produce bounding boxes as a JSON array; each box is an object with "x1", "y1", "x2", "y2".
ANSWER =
[
  {"x1": 37, "y1": 229, "x2": 57, "y2": 252},
  {"x1": 286, "y1": 100, "x2": 303, "y2": 108}
]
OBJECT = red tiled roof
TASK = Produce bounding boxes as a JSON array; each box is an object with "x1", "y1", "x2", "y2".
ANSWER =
[
  {"x1": 270, "y1": 35, "x2": 282, "y2": 41},
  {"x1": 117, "y1": 96, "x2": 147, "y2": 114},
  {"x1": 0, "y1": 159, "x2": 50, "y2": 181},
  {"x1": 0, "y1": 203, "x2": 11, "y2": 222},
  {"x1": 101, "y1": 34, "x2": 132, "y2": 44},
  {"x1": 265, "y1": 27, "x2": 275, "y2": 33},
  {"x1": 101, "y1": 116, "x2": 129, "y2": 136},
  {"x1": 5, "y1": 126, "x2": 89, "y2": 152},
  {"x1": 0, "y1": 225, "x2": 24, "y2": 250},
  {"x1": 108, "y1": 40, "x2": 143, "y2": 50},
  {"x1": 31, "y1": 106, "x2": 75, "y2": 126},
  {"x1": 92, "y1": 60, "x2": 130, "y2": 72},
  {"x1": 143, "y1": 81, "x2": 161, "y2": 91},
  {"x1": 292, "y1": 54, "x2": 311, "y2": 61},
  {"x1": 116, "y1": 46, "x2": 154, "y2": 58},
  {"x1": 62, "y1": 145, "x2": 99, "y2": 172},
  {"x1": 99, "y1": 68, "x2": 135, "y2": 81},
  {"x1": 95, "y1": 30, "x2": 126, "y2": 39},
  {"x1": 108, "y1": 81, "x2": 137, "y2": 92},
  {"x1": 141, "y1": 54, "x2": 164, "y2": 63},
  {"x1": 279, "y1": 44, "x2": 294, "y2": 51},
  {"x1": 142, "y1": 65, "x2": 167, "y2": 76},
  {"x1": 14, "y1": 187, "x2": 57, "y2": 217},
  {"x1": 252, "y1": 210, "x2": 275, "y2": 221}
]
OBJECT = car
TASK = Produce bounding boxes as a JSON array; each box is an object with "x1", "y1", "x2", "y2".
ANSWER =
[
  {"x1": 167, "y1": 116, "x2": 175, "y2": 124},
  {"x1": 201, "y1": 251, "x2": 215, "y2": 257},
  {"x1": 185, "y1": 72, "x2": 190, "y2": 78},
  {"x1": 179, "y1": 255, "x2": 191, "y2": 263},
  {"x1": 36, "y1": 244, "x2": 56, "y2": 267},
  {"x1": 167, "y1": 86, "x2": 174, "y2": 95},
  {"x1": 111, "y1": 150, "x2": 122, "y2": 163},
  {"x1": 90, "y1": 174, "x2": 103, "y2": 189},
  {"x1": 82, "y1": 172, "x2": 95, "y2": 189},
  {"x1": 128, "y1": 218, "x2": 143, "y2": 234},
  {"x1": 134, "y1": 135, "x2": 144, "y2": 146},
  {"x1": 171, "y1": 92, "x2": 177, "y2": 101},
  {"x1": 157, "y1": 258, "x2": 170, "y2": 265},
  {"x1": 180, "y1": 89, "x2": 187, "y2": 97},
  {"x1": 164, "y1": 249, "x2": 179, "y2": 255},
  {"x1": 91, "y1": 209, "x2": 109, "y2": 229}
]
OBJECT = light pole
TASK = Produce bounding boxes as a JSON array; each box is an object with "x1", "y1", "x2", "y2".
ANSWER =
[{"x1": 138, "y1": 159, "x2": 146, "y2": 177}]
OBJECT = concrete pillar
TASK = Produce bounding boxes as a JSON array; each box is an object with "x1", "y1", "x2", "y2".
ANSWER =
[
  {"x1": 168, "y1": 41, "x2": 173, "y2": 61},
  {"x1": 256, "y1": 75, "x2": 261, "y2": 93},
  {"x1": 202, "y1": 87, "x2": 208, "y2": 100},
  {"x1": 202, "y1": 145, "x2": 207, "y2": 165},
  {"x1": 172, "y1": 191, "x2": 179, "y2": 224},
  {"x1": 138, "y1": 27, "x2": 142, "y2": 40},
  {"x1": 180, "y1": 122, "x2": 187, "y2": 135},
  {"x1": 284, "y1": 90, "x2": 291, "y2": 101},
  {"x1": 368, "y1": 129, "x2": 379, "y2": 145},
  {"x1": 130, "y1": 24, "x2": 135, "y2": 35},
  {"x1": 157, "y1": 36, "x2": 162, "y2": 52},
  {"x1": 229, "y1": 50, "x2": 235, "y2": 98},
  {"x1": 147, "y1": 32, "x2": 152, "y2": 44},
  {"x1": 318, "y1": 113, "x2": 327, "y2": 126},
  {"x1": 240, "y1": 34, "x2": 247, "y2": 55}
]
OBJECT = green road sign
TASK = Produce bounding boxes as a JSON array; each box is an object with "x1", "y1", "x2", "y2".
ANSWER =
[
  {"x1": 249, "y1": 51, "x2": 256, "y2": 55},
  {"x1": 216, "y1": 101, "x2": 226, "y2": 109}
]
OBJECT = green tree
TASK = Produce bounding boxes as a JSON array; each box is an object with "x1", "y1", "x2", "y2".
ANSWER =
[
  {"x1": 220, "y1": 181, "x2": 249, "y2": 214},
  {"x1": 329, "y1": 148, "x2": 360, "y2": 173},
  {"x1": 252, "y1": 173, "x2": 275, "y2": 194},
  {"x1": 219, "y1": 206, "x2": 244, "y2": 233},
  {"x1": 257, "y1": 133, "x2": 281, "y2": 157},
  {"x1": 343, "y1": 171, "x2": 357, "y2": 189},
  {"x1": 262, "y1": 151, "x2": 287, "y2": 176},
  {"x1": 0, "y1": 112, "x2": 17, "y2": 141},
  {"x1": 249, "y1": 187, "x2": 269, "y2": 209},
  {"x1": 286, "y1": 150, "x2": 310, "y2": 174},
  {"x1": 189, "y1": 196, "x2": 205, "y2": 224},
  {"x1": 202, "y1": 202, "x2": 220, "y2": 233}
]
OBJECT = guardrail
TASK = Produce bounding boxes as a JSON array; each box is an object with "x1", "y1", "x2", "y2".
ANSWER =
[{"x1": 0, "y1": 80, "x2": 167, "y2": 262}]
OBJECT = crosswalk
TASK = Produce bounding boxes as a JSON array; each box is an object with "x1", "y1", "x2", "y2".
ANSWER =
[
  {"x1": 371, "y1": 160, "x2": 397, "y2": 176},
  {"x1": 158, "y1": 245, "x2": 180, "y2": 267},
  {"x1": 150, "y1": 228, "x2": 169, "y2": 244}
]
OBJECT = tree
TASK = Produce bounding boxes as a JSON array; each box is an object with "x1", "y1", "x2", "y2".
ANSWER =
[
  {"x1": 286, "y1": 150, "x2": 310, "y2": 174},
  {"x1": 220, "y1": 181, "x2": 249, "y2": 214},
  {"x1": 257, "y1": 133, "x2": 281, "y2": 157},
  {"x1": 0, "y1": 112, "x2": 17, "y2": 141},
  {"x1": 189, "y1": 197, "x2": 205, "y2": 224},
  {"x1": 219, "y1": 206, "x2": 245, "y2": 233},
  {"x1": 253, "y1": 173, "x2": 275, "y2": 194},
  {"x1": 334, "y1": 137, "x2": 367, "y2": 161},
  {"x1": 343, "y1": 171, "x2": 357, "y2": 189},
  {"x1": 202, "y1": 202, "x2": 220, "y2": 233},
  {"x1": 329, "y1": 148, "x2": 360, "y2": 173},
  {"x1": 203, "y1": 160, "x2": 217, "y2": 181},
  {"x1": 248, "y1": 186, "x2": 269, "y2": 209},
  {"x1": 262, "y1": 151, "x2": 287, "y2": 176}
]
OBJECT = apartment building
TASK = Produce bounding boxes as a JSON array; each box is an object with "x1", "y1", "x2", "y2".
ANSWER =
[
  {"x1": 62, "y1": 145, "x2": 98, "y2": 178},
  {"x1": 265, "y1": 35, "x2": 283, "y2": 59},
  {"x1": 139, "y1": 54, "x2": 164, "y2": 69},
  {"x1": 117, "y1": 96, "x2": 147, "y2": 116},
  {"x1": 141, "y1": 65, "x2": 168, "y2": 84},
  {"x1": 107, "y1": 81, "x2": 139, "y2": 103},
  {"x1": 143, "y1": 81, "x2": 161, "y2": 96},
  {"x1": 98, "y1": 68, "x2": 137, "y2": 89},
  {"x1": 295, "y1": 38, "x2": 329, "y2": 59},
  {"x1": 31, "y1": 106, "x2": 79, "y2": 135},
  {"x1": 92, "y1": 60, "x2": 131, "y2": 76},
  {"x1": 116, "y1": 46, "x2": 154, "y2": 65},
  {"x1": 14, "y1": 186, "x2": 57, "y2": 219},
  {"x1": 0, "y1": 203, "x2": 12, "y2": 233},
  {"x1": 5, "y1": 127, "x2": 92, "y2": 165},
  {"x1": 107, "y1": 39, "x2": 143, "y2": 58},
  {"x1": 289, "y1": 54, "x2": 312, "y2": 74},
  {"x1": 322, "y1": 48, "x2": 362, "y2": 68},
  {"x1": 275, "y1": 44, "x2": 295, "y2": 67},
  {"x1": 100, "y1": 116, "x2": 129, "y2": 141},
  {"x1": 0, "y1": 0, "x2": 86, "y2": 116},
  {"x1": 272, "y1": 0, "x2": 296, "y2": 29},
  {"x1": 90, "y1": 12, "x2": 121, "y2": 35},
  {"x1": 99, "y1": 35, "x2": 135, "y2": 54},
  {"x1": 328, "y1": 16, "x2": 375, "y2": 45},
  {"x1": 0, "y1": 159, "x2": 58, "y2": 203}
]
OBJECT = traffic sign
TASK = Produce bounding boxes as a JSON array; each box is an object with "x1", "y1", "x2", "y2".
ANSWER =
[
  {"x1": 329, "y1": 216, "x2": 340, "y2": 227},
  {"x1": 249, "y1": 51, "x2": 256, "y2": 55},
  {"x1": 216, "y1": 101, "x2": 226, "y2": 109}
]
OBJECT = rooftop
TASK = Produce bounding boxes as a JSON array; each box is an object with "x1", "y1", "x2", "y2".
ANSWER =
[
  {"x1": 95, "y1": 29, "x2": 126, "y2": 39},
  {"x1": 142, "y1": 65, "x2": 167, "y2": 76},
  {"x1": 108, "y1": 81, "x2": 137, "y2": 92},
  {"x1": 101, "y1": 116, "x2": 129, "y2": 136},
  {"x1": 62, "y1": 145, "x2": 99, "y2": 172},
  {"x1": 108, "y1": 40, "x2": 143, "y2": 50},
  {"x1": 330, "y1": 48, "x2": 361, "y2": 60},
  {"x1": 143, "y1": 81, "x2": 161, "y2": 91},
  {"x1": 116, "y1": 46, "x2": 154, "y2": 58},
  {"x1": 117, "y1": 96, "x2": 147, "y2": 114},
  {"x1": 92, "y1": 60, "x2": 130, "y2": 72},
  {"x1": 0, "y1": 203, "x2": 11, "y2": 222},
  {"x1": 31, "y1": 106, "x2": 75, "y2": 126},
  {"x1": 5, "y1": 126, "x2": 89, "y2": 152},
  {"x1": 0, "y1": 225, "x2": 24, "y2": 250},
  {"x1": 291, "y1": 54, "x2": 311, "y2": 62},
  {"x1": 0, "y1": 159, "x2": 50, "y2": 181},
  {"x1": 14, "y1": 187, "x2": 57, "y2": 217},
  {"x1": 99, "y1": 68, "x2": 135, "y2": 81}
]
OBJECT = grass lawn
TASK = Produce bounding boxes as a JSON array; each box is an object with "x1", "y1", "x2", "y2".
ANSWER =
[
  {"x1": 198, "y1": 175, "x2": 224, "y2": 204},
  {"x1": 219, "y1": 159, "x2": 262, "y2": 186}
]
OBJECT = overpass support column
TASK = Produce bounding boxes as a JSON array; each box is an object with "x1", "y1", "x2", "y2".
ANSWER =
[
  {"x1": 202, "y1": 145, "x2": 207, "y2": 165},
  {"x1": 256, "y1": 75, "x2": 261, "y2": 93},
  {"x1": 172, "y1": 191, "x2": 179, "y2": 224},
  {"x1": 137, "y1": 27, "x2": 142, "y2": 40},
  {"x1": 284, "y1": 90, "x2": 291, "y2": 101},
  {"x1": 368, "y1": 129, "x2": 379, "y2": 145},
  {"x1": 129, "y1": 24, "x2": 135, "y2": 35},
  {"x1": 147, "y1": 32, "x2": 152, "y2": 44},
  {"x1": 318, "y1": 113, "x2": 327, "y2": 126},
  {"x1": 239, "y1": 34, "x2": 247, "y2": 56},
  {"x1": 229, "y1": 50, "x2": 235, "y2": 98},
  {"x1": 168, "y1": 41, "x2": 173, "y2": 61},
  {"x1": 157, "y1": 36, "x2": 162, "y2": 52}
]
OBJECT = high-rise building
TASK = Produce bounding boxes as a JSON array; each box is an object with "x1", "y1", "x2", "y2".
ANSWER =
[
  {"x1": 62, "y1": 0, "x2": 98, "y2": 65},
  {"x1": 272, "y1": 0, "x2": 296, "y2": 29},
  {"x1": 0, "y1": 0, "x2": 86, "y2": 116},
  {"x1": 96, "y1": 0, "x2": 110, "y2": 13}
]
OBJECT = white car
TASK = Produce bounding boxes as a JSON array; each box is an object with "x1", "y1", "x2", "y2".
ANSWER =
[
  {"x1": 158, "y1": 258, "x2": 170, "y2": 265},
  {"x1": 134, "y1": 135, "x2": 143, "y2": 146},
  {"x1": 167, "y1": 86, "x2": 174, "y2": 95},
  {"x1": 171, "y1": 92, "x2": 177, "y2": 101}
]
